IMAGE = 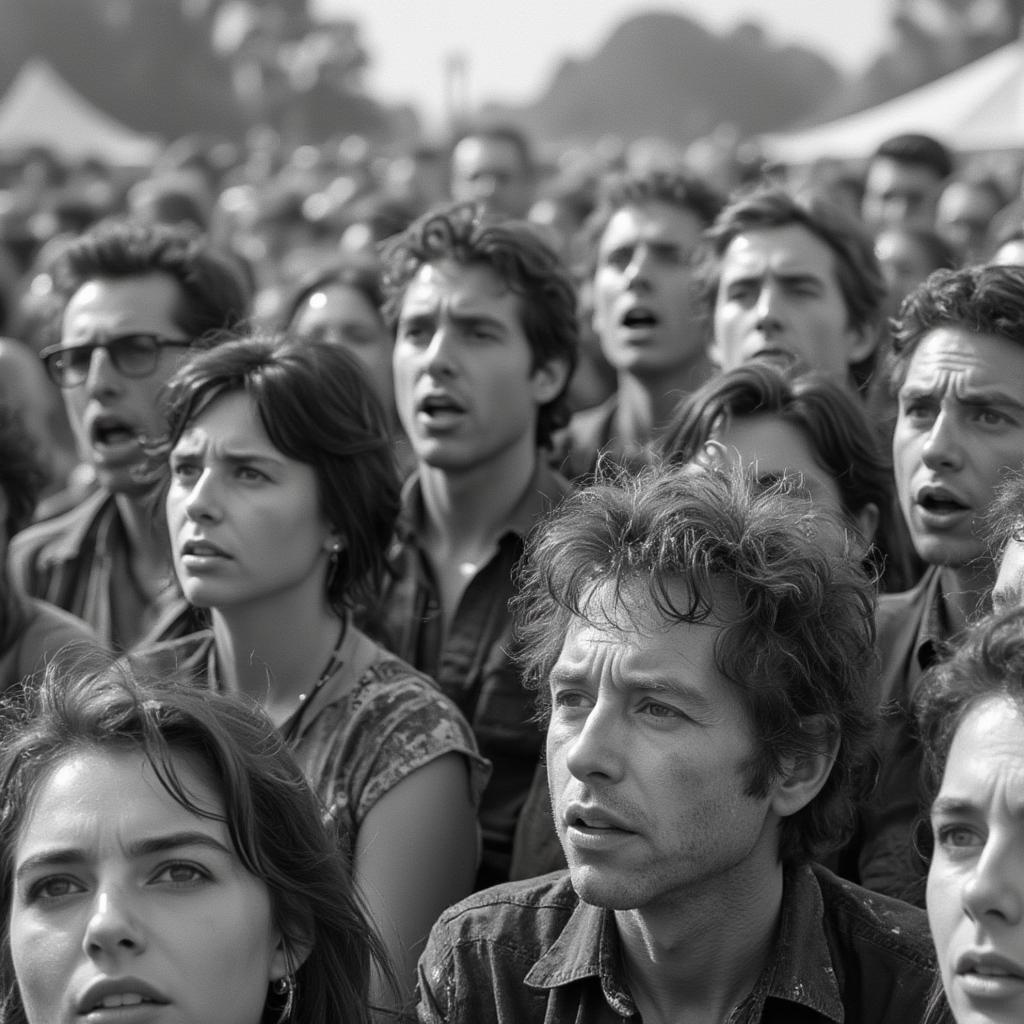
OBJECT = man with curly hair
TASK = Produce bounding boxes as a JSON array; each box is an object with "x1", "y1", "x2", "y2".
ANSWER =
[
  {"x1": 418, "y1": 466, "x2": 935, "y2": 1024},
  {"x1": 367, "y1": 202, "x2": 577, "y2": 886}
]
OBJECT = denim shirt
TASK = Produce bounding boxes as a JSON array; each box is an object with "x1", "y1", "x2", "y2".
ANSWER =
[
  {"x1": 361, "y1": 457, "x2": 571, "y2": 886},
  {"x1": 417, "y1": 864, "x2": 938, "y2": 1024}
]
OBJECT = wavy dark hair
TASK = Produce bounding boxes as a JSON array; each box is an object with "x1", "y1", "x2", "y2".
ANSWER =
[
  {"x1": 659, "y1": 362, "x2": 911, "y2": 590},
  {"x1": 514, "y1": 463, "x2": 877, "y2": 864},
  {"x1": 889, "y1": 263, "x2": 1024, "y2": 392},
  {"x1": 380, "y1": 201, "x2": 579, "y2": 446},
  {"x1": 156, "y1": 331, "x2": 400, "y2": 613},
  {"x1": 0, "y1": 652, "x2": 392, "y2": 1024},
  {"x1": 49, "y1": 217, "x2": 251, "y2": 346},
  {"x1": 696, "y1": 184, "x2": 886, "y2": 389}
]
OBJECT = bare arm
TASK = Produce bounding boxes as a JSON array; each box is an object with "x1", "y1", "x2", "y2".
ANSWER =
[{"x1": 354, "y1": 753, "x2": 480, "y2": 1017}]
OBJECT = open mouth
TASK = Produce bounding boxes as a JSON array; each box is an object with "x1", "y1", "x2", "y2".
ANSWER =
[
  {"x1": 418, "y1": 394, "x2": 465, "y2": 416},
  {"x1": 917, "y1": 489, "x2": 968, "y2": 514},
  {"x1": 90, "y1": 415, "x2": 141, "y2": 448},
  {"x1": 621, "y1": 308, "x2": 659, "y2": 329},
  {"x1": 90, "y1": 993, "x2": 162, "y2": 1011}
]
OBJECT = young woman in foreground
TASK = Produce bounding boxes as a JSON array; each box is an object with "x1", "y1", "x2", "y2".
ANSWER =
[{"x1": 0, "y1": 655, "x2": 389, "y2": 1024}]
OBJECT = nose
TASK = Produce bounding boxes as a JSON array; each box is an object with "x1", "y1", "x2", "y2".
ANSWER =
[
  {"x1": 563, "y1": 696, "x2": 626, "y2": 784},
  {"x1": 183, "y1": 468, "x2": 222, "y2": 523},
  {"x1": 83, "y1": 345, "x2": 123, "y2": 398},
  {"x1": 961, "y1": 835, "x2": 1024, "y2": 927},
  {"x1": 422, "y1": 326, "x2": 457, "y2": 378},
  {"x1": 624, "y1": 245, "x2": 652, "y2": 290},
  {"x1": 754, "y1": 283, "x2": 783, "y2": 335},
  {"x1": 82, "y1": 888, "x2": 147, "y2": 960},
  {"x1": 920, "y1": 409, "x2": 964, "y2": 471}
]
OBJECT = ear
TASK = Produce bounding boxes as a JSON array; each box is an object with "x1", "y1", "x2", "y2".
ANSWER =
[
  {"x1": 768, "y1": 715, "x2": 838, "y2": 820},
  {"x1": 323, "y1": 533, "x2": 345, "y2": 555},
  {"x1": 851, "y1": 502, "x2": 880, "y2": 549},
  {"x1": 844, "y1": 322, "x2": 878, "y2": 367},
  {"x1": 269, "y1": 928, "x2": 314, "y2": 983},
  {"x1": 530, "y1": 356, "x2": 571, "y2": 406}
]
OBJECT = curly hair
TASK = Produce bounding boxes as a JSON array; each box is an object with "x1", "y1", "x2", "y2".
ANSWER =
[
  {"x1": 0, "y1": 651, "x2": 392, "y2": 1024},
  {"x1": 156, "y1": 331, "x2": 400, "y2": 613},
  {"x1": 916, "y1": 605, "x2": 1024, "y2": 799},
  {"x1": 696, "y1": 184, "x2": 886, "y2": 388},
  {"x1": 380, "y1": 201, "x2": 579, "y2": 446},
  {"x1": 888, "y1": 263, "x2": 1024, "y2": 392},
  {"x1": 50, "y1": 217, "x2": 251, "y2": 346},
  {"x1": 514, "y1": 463, "x2": 877, "y2": 864}
]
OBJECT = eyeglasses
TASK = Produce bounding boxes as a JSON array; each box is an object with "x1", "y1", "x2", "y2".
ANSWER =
[{"x1": 40, "y1": 333, "x2": 193, "y2": 388}]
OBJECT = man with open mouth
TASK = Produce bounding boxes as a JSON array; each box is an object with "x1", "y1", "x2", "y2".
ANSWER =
[
  {"x1": 560, "y1": 168, "x2": 722, "y2": 480},
  {"x1": 8, "y1": 219, "x2": 249, "y2": 651},
  {"x1": 418, "y1": 466, "x2": 935, "y2": 1024},
  {"x1": 851, "y1": 263, "x2": 1024, "y2": 905}
]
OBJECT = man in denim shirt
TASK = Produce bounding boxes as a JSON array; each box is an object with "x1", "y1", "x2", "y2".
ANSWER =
[
  {"x1": 367, "y1": 203, "x2": 578, "y2": 886},
  {"x1": 418, "y1": 467, "x2": 936, "y2": 1023}
]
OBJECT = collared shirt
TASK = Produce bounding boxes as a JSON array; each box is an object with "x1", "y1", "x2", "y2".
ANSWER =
[
  {"x1": 417, "y1": 864, "x2": 938, "y2": 1024},
  {"x1": 361, "y1": 457, "x2": 570, "y2": 886},
  {"x1": 8, "y1": 488, "x2": 186, "y2": 651},
  {"x1": 852, "y1": 564, "x2": 966, "y2": 904},
  {"x1": 556, "y1": 395, "x2": 659, "y2": 483}
]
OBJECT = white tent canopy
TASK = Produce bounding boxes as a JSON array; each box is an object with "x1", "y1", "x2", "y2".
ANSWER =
[
  {"x1": 760, "y1": 40, "x2": 1024, "y2": 164},
  {"x1": 0, "y1": 58, "x2": 160, "y2": 166}
]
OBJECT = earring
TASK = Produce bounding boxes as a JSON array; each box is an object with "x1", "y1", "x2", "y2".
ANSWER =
[{"x1": 272, "y1": 975, "x2": 295, "y2": 1024}]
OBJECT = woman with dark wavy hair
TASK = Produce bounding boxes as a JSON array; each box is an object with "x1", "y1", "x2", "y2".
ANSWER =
[
  {"x1": 0, "y1": 653, "x2": 390, "y2": 1024},
  {"x1": 138, "y1": 331, "x2": 488, "y2": 1014}
]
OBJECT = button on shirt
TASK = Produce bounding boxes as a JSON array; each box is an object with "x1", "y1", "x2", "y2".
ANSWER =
[{"x1": 417, "y1": 864, "x2": 937, "y2": 1024}]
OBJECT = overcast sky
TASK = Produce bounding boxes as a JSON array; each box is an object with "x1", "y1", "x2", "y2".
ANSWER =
[{"x1": 311, "y1": 0, "x2": 892, "y2": 129}]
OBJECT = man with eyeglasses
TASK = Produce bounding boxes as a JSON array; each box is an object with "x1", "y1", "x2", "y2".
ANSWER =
[
  {"x1": 558, "y1": 169, "x2": 723, "y2": 480},
  {"x1": 9, "y1": 219, "x2": 250, "y2": 650}
]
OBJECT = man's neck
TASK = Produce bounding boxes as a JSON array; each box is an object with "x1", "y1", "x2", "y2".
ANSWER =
[
  {"x1": 615, "y1": 357, "x2": 714, "y2": 447},
  {"x1": 941, "y1": 558, "x2": 997, "y2": 625},
  {"x1": 112, "y1": 490, "x2": 171, "y2": 598},
  {"x1": 615, "y1": 861, "x2": 784, "y2": 1024}
]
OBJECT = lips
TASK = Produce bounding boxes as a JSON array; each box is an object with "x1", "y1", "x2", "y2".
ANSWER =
[
  {"x1": 564, "y1": 803, "x2": 633, "y2": 833},
  {"x1": 915, "y1": 483, "x2": 970, "y2": 514},
  {"x1": 955, "y1": 951, "x2": 1024, "y2": 980},
  {"x1": 76, "y1": 976, "x2": 168, "y2": 1014},
  {"x1": 88, "y1": 412, "x2": 142, "y2": 448},
  {"x1": 181, "y1": 538, "x2": 230, "y2": 559},
  {"x1": 620, "y1": 307, "x2": 659, "y2": 329}
]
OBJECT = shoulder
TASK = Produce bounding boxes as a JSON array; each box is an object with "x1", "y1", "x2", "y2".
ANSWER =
[
  {"x1": 428, "y1": 871, "x2": 580, "y2": 955},
  {"x1": 9, "y1": 490, "x2": 115, "y2": 571},
  {"x1": 813, "y1": 864, "x2": 935, "y2": 971},
  {"x1": 876, "y1": 567, "x2": 938, "y2": 637}
]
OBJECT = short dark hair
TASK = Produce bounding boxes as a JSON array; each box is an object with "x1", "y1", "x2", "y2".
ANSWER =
[
  {"x1": 697, "y1": 185, "x2": 886, "y2": 385},
  {"x1": 0, "y1": 652, "x2": 390, "y2": 1024},
  {"x1": 158, "y1": 332, "x2": 400, "y2": 611},
  {"x1": 916, "y1": 605, "x2": 1024, "y2": 797},
  {"x1": 871, "y1": 133, "x2": 954, "y2": 181},
  {"x1": 381, "y1": 202, "x2": 579, "y2": 446},
  {"x1": 889, "y1": 263, "x2": 1024, "y2": 392},
  {"x1": 583, "y1": 168, "x2": 724, "y2": 273},
  {"x1": 875, "y1": 224, "x2": 956, "y2": 276},
  {"x1": 278, "y1": 257, "x2": 385, "y2": 335},
  {"x1": 50, "y1": 218, "x2": 251, "y2": 345},
  {"x1": 659, "y1": 362, "x2": 900, "y2": 580},
  {"x1": 449, "y1": 123, "x2": 534, "y2": 176},
  {"x1": 515, "y1": 463, "x2": 877, "y2": 863}
]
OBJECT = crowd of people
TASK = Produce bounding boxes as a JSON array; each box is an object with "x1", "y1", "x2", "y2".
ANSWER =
[{"x1": 0, "y1": 119, "x2": 1023, "y2": 1024}]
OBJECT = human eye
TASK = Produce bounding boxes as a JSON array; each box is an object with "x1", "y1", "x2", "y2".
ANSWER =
[
  {"x1": 603, "y1": 246, "x2": 632, "y2": 271},
  {"x1": 933, "y1": 821, "x2": 984, "y2": 856},
  {"x1": 638, "y1": 698, "x2": 685, "y2": 722},
  {"x1": 899, "y1": 396, "x2": 935, "y2": 422},
  {"x1": 972, "y1": 406, "x2": 1015, "y2": 428},
  {"x1": 26, "y1": 874, "x2": 86, "y2": 904},
  {"x1": 725, "y1": 281, "x2": 754, "y2": 303},
  {"x1": 169, "y1": 456, "x2": 201, "y2": 482},
  {"x1": 234, "y1": 464, "x2": 268, "y2": 482},
  {"x1": 150, "y1": 860, "x2": 211, "y2": 888},
  {"x1": 651, "y1": 244, "x2": 685, "y2": 267},
  {"x1": 398, "y1": 319, "x2": 431, "y2": 345}
]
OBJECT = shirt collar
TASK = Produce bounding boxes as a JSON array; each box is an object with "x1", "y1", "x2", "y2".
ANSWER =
[
  {"x1": 916, "y1": 565, "x2": 967, "y2": 673},
  {"x1": 398, "y1": 457, "x2": 570, "y2": 544},
  {"x1": 522, "y1": 865, "x2": 844, "y2": 1022}
]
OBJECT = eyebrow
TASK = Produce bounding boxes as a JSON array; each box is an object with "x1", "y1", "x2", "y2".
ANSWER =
[
  {"x1": 548, "y1": 667, "x2": 714, "y2": 712},
  {"x1": 14, "y1": 830, "x2": 233, "y2": 884}
]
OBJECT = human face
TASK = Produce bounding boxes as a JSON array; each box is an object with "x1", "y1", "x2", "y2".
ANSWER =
[
  {"x1": 546, "y1": 581, "x2": 782, "y2": 913},
  {"x1": 289, "y1": 283, "x2": 393, "y2": 410},
  {"x1": 936, "y1": 183, "x2": 999, "y2": 265},
  {"x1": 592, "y1": 202, "x2": 706, "y2": 378},
  {"x1": 874, "y1": 228, "x2": 940, "y2": 321},
  {"x1": 712, "y1": 225, "x2": 872, "y2": 380},
  {"x1": 927, "y1": 698, "x2": 1024, "y2": 1024},
  {"x1": 893, "y1": 329, "x2": 1024, "y2": 569},
  {"x1": 450, "y1": 136, "x2": 533, "y2": 219},
  {"x1": 60, "y1": 275, "x2": 192, "y2": 495},
  {"x1": 393, "y1": 260, "x2": 566, "y2": 475},
  {"x1": 166, "y1": 391, "x2": 335, "y2": 615},
  {"x1": 9, "y1": 747, "x2": 287, "y2": 1024},
  {"x1": 862, "y1": 157, "x2": 942, "y2": 230},
  {"x1": 993, "y1": 533, "x2": 1024, "y2": 613}
]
